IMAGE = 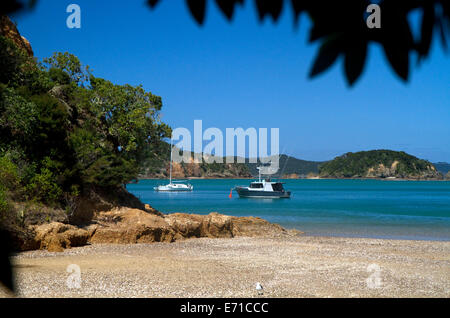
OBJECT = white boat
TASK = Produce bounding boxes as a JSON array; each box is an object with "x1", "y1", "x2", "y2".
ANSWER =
[
  {"x1": 154, "y1": 138, "x2": 193, "y2": 192},
  {"x1": 154, "y1": 181, "x2": 193, "y2": 192},
  {"x1": 234, "y1": 167, "x2": 290, "y2": 198}
]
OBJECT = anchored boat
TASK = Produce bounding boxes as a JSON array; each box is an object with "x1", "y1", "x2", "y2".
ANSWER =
[
  {"x1": 154, "y1": 138, "x2": 193, "y2": 192},
  {"x1": 234, "y1": 167, "x2": 291, "y2": 198},
  {"x1": 154, "y1": 181, "x2": 193, "y2": 192}
]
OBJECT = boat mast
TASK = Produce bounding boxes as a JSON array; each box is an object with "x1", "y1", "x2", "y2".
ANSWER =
[
  {"x1": 169, "y1": 137, "x2": 173, "y2": 184},
  {"x1": 257, "y1": 167, "x2": 261, "y2": 182}
]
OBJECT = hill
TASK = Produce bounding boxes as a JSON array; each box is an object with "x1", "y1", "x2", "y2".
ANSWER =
[
  {"x1": 433, "y1": 162, "x2": 450, "y2": 175},
  {"x1": 140, "y1": 148, "x2": 324, "y2": 179},
  {"x1": 139, "y1": 142, "x2": 252, "y2": 179},
  {"x1": 246, "y1": 154, "x2": 322, "y2": 178},
  {"x1": 318, "y1": 150, "x2": 442, "y2": 180}
]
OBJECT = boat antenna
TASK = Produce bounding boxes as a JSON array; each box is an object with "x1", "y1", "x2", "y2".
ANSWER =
[{"x1": 169, "y1": 136, "x2": 173, "y2": 185}]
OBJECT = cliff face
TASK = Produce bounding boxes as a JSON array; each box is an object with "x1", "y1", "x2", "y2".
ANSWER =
[
  {"x1": 141, "y1": 144, "x2": 252, "y2": 179},
  {"x1": 0, "y1": 15, "x2": 33, "y2": 56},
  {"x1": 142, "y1": 160, "x2": 252, "y2": 179}
]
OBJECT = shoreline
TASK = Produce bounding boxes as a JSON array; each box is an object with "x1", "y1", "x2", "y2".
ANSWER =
[
  {"x1": 136, "y1": 177, "x2": 449, "y2": 181},
  {"x1": 6, "y1": 235, "x2": 450, "y2": 298},
  {"x1": 299, "y1": 232, "x2": 450, "y2": 243}
]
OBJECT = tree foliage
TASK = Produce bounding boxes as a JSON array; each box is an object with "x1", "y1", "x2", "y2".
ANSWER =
[{"x1": 0, "y1": 36, "x2": 171, "y2": 206}]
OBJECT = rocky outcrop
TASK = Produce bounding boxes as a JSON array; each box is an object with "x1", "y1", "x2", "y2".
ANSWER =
[
  {"x1": 89, "y1": 208, "x2": 176, "y2": 244},
  {"x1": 140, "y1": 147, "x2": 252, "y2": 179},
  {"x1": 364, "y1": 160, "x2": 440, "y2": 179},
  {"x1": 89, "y1": 208, "x2": 297, "y2": 245},
  {"x1": 69, "y1": 186, "x2": 146, "y2": 225},
  {"x1": 32, "y1": 222, "x2": 90, "y2": 252},
  {"x1": 29, "y1": 207, "x2": 299, "y2": 252},
  {"x1": 0, "y1": 15, "x2": 33, "y2": 56}
]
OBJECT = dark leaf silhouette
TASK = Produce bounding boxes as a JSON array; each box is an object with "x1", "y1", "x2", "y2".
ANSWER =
[
  {"x1": 344, "y1": 40, "x2": 368, "y2": 86},
  {"x1": 290, "y1": 0, "x2": 306, "y2": 27},
  {"x1": 309, "y1": 34, "x2": 344, "y2": 78},
  {"x1": 383, "y1": 42, "x2": 409, "y2": 81},
  {"x1": 215, "y1": 0, "x2": 243, "y2": 21},
  {"x1": 418, "y1": 4, "x2": 435, "y2": 62},
  {"x1": 3, "y1": 0, "x2": 450, "y2": 86},
  {"x1": 255, "y1": 0, "x2": 283, "y2": 22},
  {"x1": 379, "y1": 3, "x2": 413, "y2": 81},
  {"x1": 437, "y1": 17, "x2": 448, "y2": 50},
  {"x1": 147, "y1": 0, "x2": 160, "y2": 8},
  {"x1": 187, "y1": 0, "x2": 207, "y2": 25},
  {"x1": 0, "y1": 0, "x2": 23, "y2": 15}
]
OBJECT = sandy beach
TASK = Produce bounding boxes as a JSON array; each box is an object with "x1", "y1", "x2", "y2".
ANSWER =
[{"x1": 3, "y1": 235, "x2": 449, "y2": 298}]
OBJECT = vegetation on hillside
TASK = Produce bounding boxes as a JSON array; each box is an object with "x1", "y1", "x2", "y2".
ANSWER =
[
  {"x1": 318, "y1": 150, "x2": 441, "y2": 179},
  {"x1": 0, "y1": 35, "x2": 170, "y2": 220},
  {"x1": 140, "y1": 143, "x2": 251, "y2": 178},
  {"x1": 434, "y1": 162, "x2": 450, "y2": 175},
  {"x1": 246, "y1": 154, "x2": 322, "y2": 178}
]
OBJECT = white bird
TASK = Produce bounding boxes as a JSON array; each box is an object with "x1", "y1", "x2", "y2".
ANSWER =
[{"x1": 255, "y1": 282, "x2": 263, "y2": 295}]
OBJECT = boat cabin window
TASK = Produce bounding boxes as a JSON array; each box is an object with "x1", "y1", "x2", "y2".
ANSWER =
[
  {"x1": 250, "y1": 183, "x2": 263, "y2": 188},
  {"x1": 272, "y1": 183, "x2": 284, "y2": 191}
]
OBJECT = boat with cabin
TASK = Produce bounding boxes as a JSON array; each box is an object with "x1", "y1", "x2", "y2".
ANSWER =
[{"x1": 234, "y1": 167, "x2": 291, "y2": 198}]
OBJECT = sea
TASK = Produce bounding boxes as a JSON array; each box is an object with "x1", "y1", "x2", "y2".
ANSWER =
[{"x1": 126, "y1": 179, "x2": 450, "y2": 241}]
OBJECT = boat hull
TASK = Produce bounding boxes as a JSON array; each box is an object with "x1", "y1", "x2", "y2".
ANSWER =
[
  {"x1": 154, "y1": 184, "x2": 193, "y2": 192},
  {"x1": 235, "y1": 187, "x2": 291, "y2": 198}
]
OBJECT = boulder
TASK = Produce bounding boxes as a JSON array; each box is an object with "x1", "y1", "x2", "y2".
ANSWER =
[
  {"x1": 165, "y1": 212, "x2": 234, "y2": 239},
  {"x1": 33, "y1": 222, "x2": 90, "y2": 252},
  {"x1": 89, "y1": 208, "x2": 176, "y2": 244}
]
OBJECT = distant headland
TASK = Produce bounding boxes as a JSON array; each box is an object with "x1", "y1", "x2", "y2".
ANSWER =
[{"x1": 139, "y1": 146, "x2": 449, "y2": 181}]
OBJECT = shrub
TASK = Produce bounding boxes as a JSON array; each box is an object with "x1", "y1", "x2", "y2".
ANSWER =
[
  {"x1": 0, "y1": 187, "x2": 10, "y2": 216},
  {"x1": 0, "y1": 155, "x2": 20, "y2": 190},
  {"x1": 26, "y1": 167, "x2": 62, "y2": 204}
]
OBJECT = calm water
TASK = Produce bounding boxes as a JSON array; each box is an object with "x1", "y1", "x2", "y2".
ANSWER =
[{"x1": 126, "y1": 179, "x2": 450, "y2": 241}]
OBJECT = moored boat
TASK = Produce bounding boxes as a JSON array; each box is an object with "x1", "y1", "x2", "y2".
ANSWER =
[
  {"x1": 234, "y1": 167, "x2": 291, "y2": 198},
  {"x1": 154, "y1": 138, "x2": 193, "y2": 192}
]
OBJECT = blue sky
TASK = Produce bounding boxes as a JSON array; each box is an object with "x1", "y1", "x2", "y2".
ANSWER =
[{"x1": 12, "y1": 0, "x2": 450, "y2": 162}]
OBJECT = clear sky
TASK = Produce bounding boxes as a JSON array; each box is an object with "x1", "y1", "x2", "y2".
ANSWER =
[{"x1": 11, "y1": 0, "x2": 450, "y2": 162}]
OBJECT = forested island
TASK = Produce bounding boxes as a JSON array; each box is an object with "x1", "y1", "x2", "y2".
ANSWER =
[{"x1": 318, "y1": 150, "x2": 443, "y2": 180}]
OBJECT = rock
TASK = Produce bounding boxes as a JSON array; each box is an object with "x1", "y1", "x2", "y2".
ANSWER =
[
  {"x1": 24, "y1": 207, "x2": 299, "y2": 251},
  {"x1": 70, "y1": 186, "x2": 145, "y2": 225},
  {"x1": 144, "y1": 204, "x2": 164, "y2": 217},
  {"x1": 166, "y1": 213, "x2": 234, "y2": 239},
  {"x1": 89, "y1": 208, "x2": 176, "y2": 244},
  {"x1": 33, "y1": 222, "x2": 90, "y2": 252},
  {"x1": 89, "y1": 209, "x2": 297, "y2": 246},
  {"x1": 231, "y1": 216, "x2": 301, "y2": 237},
  {"x1": 0, "y1": 16, "x2": 33, "y2": 56}
]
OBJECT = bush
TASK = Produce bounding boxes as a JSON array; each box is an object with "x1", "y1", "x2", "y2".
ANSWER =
[
  {"x1": 0, "y1": 187, "x2": 9, "y2": 215},
  {"x1": 25, "y1": 167, "x2": 62, "y2": 204},
  {"x1": 0, "y1": 155, "x2": 20, "y2": 191}
]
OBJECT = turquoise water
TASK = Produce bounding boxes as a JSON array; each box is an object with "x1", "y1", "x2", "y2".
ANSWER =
[{"x1": 126, "y1": 179, "x2": 450, "y2": 241}]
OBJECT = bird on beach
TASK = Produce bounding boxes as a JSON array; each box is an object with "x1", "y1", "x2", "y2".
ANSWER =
[{"x1": 256, "y1": 282, "x2": 263, "y2": 295}]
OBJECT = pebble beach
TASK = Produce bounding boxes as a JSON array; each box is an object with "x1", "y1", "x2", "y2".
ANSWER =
[{"x1": 3, "y1": 235, "x2": 449, "y2": 298}]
